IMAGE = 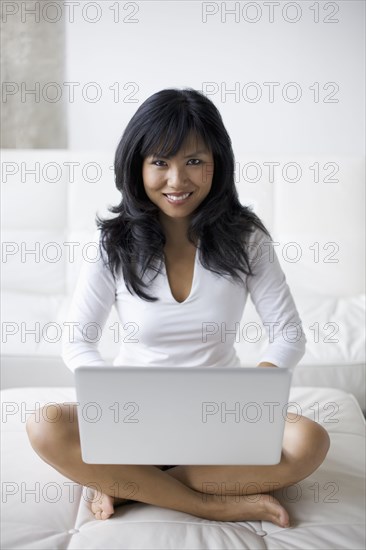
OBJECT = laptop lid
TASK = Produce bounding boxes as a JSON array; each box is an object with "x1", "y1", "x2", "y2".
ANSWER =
[{"x1": 74, "y1": 366, "x2": 293, "y2": 465}]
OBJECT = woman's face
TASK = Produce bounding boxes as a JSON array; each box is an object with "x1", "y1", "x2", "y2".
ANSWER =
[{"x1": 142, "y1": 133, "x2": 214, "y2": 220}]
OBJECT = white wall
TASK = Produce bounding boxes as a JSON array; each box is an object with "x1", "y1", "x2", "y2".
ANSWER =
[{"x1": 65, "y1": 0, "x2": 365, "y2": 155}]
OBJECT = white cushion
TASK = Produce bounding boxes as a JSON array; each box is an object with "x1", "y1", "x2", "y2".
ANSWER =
[
  {"x1": 1, "y1": 230, "x2": 67, "y2": 294},
  {"x1": 1, "y1": 291, "x2": 64, "y2": 356},
  {"x1": 1, "y1": 150, "x2": 68, "y2": 231},
  {"x1": 66, "y1": 151, "x2": 120, "y2": 232}
]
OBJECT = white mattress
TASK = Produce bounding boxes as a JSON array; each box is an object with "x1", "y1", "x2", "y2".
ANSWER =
[{"x1": 1, "y1": 386, "x2": 365, "y2": 550}]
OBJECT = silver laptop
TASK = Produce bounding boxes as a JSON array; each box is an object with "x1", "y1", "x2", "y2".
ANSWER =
[{"x1": 74, "y1": 366, "x2": 293, "y2": 465}]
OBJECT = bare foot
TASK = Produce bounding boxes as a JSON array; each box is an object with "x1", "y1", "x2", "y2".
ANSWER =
[
  {"x1": 89, "y1": 466, "x2": 166, "y2": 520},
  {"x1": 90, "y1": 490, "x2": 129, "y2": 520},
  {"x1": 202, "y1": 492, "x2": 290, "y2": 527}
]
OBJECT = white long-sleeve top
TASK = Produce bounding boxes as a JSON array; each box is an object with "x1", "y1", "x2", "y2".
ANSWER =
[{"x1": 61, "y1": 227, "x2": 306, "y2": 373}]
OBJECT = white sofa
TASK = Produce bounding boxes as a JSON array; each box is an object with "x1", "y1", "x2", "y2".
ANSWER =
[{"x1": 1, "y1": 150, "x2": 365, "y2": 549}]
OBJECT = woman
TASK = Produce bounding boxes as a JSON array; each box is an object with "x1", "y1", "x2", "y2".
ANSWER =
[{"x1": 26, "y1": 88, "x2": 330, "y2": 526}]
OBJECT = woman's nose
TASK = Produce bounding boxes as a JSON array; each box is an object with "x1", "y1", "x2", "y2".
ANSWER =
[{"x1": 166, "y1": 165, "x2": 188, "y2": 186}]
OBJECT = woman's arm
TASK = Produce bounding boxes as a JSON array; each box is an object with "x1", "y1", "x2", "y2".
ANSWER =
[
  {"x1": 61, "y1": 230, "x2": 116, "y2": 373},
  {"x1": 246, "y1": 228, "x2": 307, "y2": 369}
]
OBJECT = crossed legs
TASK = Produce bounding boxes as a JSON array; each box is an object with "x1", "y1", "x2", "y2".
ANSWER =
[{"x1": 26, "y1": 403, "x2": 330, "y2": 525}]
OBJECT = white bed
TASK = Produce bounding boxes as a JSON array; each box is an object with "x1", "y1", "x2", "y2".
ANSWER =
[
  {"x1": 1, "y1": 150, "x2": 365, "y2": 549},
  {"x1": 1, "y1": 385, "x2": 365, "y2": 550}
]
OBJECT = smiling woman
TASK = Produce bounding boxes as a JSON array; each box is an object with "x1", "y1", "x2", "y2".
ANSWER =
[
  {"x1": 141, "y1": 133, "x2": 216, "y2": 294},
  {"x1": 25, "y1": 88, "x2": 330, "y2": 528},
  {"x1": 95, "y1": 87, "x2": 272, "y2": 302}
]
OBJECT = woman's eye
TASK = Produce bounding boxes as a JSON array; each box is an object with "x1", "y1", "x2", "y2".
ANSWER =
[{"x1": 151, "y1": 159, "x2": 201, "y2": 167}]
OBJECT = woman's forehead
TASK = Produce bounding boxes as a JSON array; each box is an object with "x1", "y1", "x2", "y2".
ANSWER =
[{"x1": 151, "y1": 132, "x2": 209, "y2": 157}]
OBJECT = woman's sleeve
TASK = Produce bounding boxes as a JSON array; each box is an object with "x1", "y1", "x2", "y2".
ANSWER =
[
  {"x1": 61, "y1": 230, "x2": 116, "y2": 373},
  {"x1": 245, "y1": 228, "x2": 307, "y2": 368}
]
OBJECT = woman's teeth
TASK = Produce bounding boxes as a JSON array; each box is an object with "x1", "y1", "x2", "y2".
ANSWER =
[{"x1": 165, "y1": 192, "x2": 192, "y2": 202}]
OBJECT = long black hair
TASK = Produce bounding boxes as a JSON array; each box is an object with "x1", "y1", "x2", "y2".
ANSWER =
[{"x1": 96, "y1": 87, "x2": 272, "y2": 301}]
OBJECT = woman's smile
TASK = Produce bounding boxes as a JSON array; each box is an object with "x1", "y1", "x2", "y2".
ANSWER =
[{"x1": 163, "y1": 191, "x2": 194, "y2": 204}]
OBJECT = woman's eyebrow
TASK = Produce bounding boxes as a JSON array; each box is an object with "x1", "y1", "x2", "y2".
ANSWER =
[{"x1": 151, "y1": 149, "x2": 209, "y2": 159}]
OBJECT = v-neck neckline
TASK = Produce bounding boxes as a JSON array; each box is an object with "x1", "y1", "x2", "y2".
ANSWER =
[{"x1": 163, "y1": 241, "x2": 200, "y2": 305}]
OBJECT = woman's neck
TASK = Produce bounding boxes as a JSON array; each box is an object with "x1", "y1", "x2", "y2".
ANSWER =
[{"x1": 159, "y1": 214, "x2": 193, "y2": 249}]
